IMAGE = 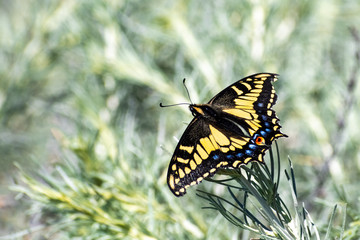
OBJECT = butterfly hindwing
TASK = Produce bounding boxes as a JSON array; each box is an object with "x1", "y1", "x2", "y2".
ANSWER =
[{"x1": 166, "y1": 73, "x2": 286, "y2": 197}]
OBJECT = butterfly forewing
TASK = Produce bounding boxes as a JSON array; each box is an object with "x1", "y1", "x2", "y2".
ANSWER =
[
  {"x1": 167, "y1": 117, "x2": 268, "y2": 196},
  {"x1": 166, "y1": 73, "x2": 286, "y2": 197},
  {"x1": 209, "y1": 73, "x2": 282, "y2": 137}
]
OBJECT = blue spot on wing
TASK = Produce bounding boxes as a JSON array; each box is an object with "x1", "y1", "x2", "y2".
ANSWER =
[
  {"x1": 213, "y1": 154, "x2": 220, "y2": 160},
  {"x1": 236, "y1": 152, "x2": 244, "y2": 158},
  {"x1": 245, "y1": 150, "x2": 253, "y2": 156},
  {"x1": 260, "y1": 130, "x2": 268, "y2": 137},
  {"x1": 248, "y1": 144, "x2": 257, "y2": 150}
]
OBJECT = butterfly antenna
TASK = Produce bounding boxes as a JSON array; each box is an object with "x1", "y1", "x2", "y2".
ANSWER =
[
  {"x1": 159, "y1": 102, "x2": 189, "y2": 108},
  {"x1": 183, "y1": 78, "x2": 193, "y2": 104},
  {"x1": 160, "y1": 78, "x2": 193, "y2": 108}
]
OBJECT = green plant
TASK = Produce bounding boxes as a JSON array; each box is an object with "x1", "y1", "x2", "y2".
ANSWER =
[
  {"x1": 1, "y1": 0, "x2": 360, "y2": 239},
  {"x1": 198, "y1": 145, "x2": 320, "y2": 239}
]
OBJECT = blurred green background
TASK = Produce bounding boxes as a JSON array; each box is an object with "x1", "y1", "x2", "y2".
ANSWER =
[{"x1": 1, "y1": 0, "x2": 360, "y2": 239}]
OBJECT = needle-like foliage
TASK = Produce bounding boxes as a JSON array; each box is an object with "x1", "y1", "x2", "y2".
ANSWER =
[{"x1": 197, "y1": 144, "x2": 320, "y2": 239}]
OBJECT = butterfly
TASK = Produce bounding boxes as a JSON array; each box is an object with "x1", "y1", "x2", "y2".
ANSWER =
[{"x1": 166, "y1": 73, "x2": 287, "y2": 197}]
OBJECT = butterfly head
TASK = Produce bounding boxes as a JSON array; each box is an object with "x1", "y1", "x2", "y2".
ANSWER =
[{"x1": 189, "y1": 104, "x2": 218, "y2": 118}]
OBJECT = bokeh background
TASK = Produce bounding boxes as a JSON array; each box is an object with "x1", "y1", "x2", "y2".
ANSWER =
[{"x1": 1, "y1": 0, "x2": 360, "y2": 239}]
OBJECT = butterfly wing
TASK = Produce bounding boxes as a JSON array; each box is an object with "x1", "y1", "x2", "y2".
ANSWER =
[
  {"x1": 167, "y1": 117, "x2": 210, "y2": 197},
  {"x1": 167, "y1": 115, "x2": 271, "y2": 197},
  {"x1": 209, "y1": 73, "x2": 286, "y2": 140},
  {"x1": 167, "y1": 73, "x2": 286, "y2": 197}
]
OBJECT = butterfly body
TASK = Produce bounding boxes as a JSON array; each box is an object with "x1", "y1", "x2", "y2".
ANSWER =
[{"x1": 166, "y1": 73, "x2": 286, "y2": 197}]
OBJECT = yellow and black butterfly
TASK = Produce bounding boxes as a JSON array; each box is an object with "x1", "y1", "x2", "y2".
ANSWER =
[{"x1": 165, "y1": 73, "x2": 286, "y2": 197}]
